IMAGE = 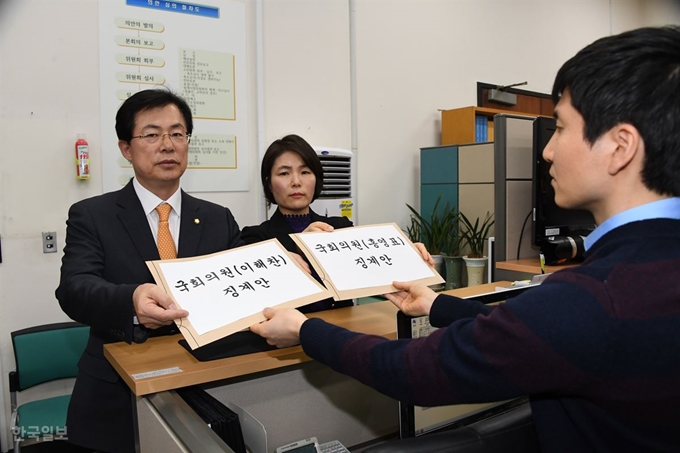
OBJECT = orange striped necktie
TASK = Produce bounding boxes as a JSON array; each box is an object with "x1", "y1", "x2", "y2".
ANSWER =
[{"x1": 156, "y1": 203, "x2": 177, "y2": 259}]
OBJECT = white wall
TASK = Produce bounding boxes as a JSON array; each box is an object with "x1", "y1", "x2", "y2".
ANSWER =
[
  {"x1": 645, "y1": 0, "x2": 680, "y2": 24},
  {"x1": 262, "y1": 0, "x2": 352, "y2": 148},
  {"x1": 1, "y1": 0, "x2": 678, "y2": 450},
  {"x1": 352, "y1": 0, "x2": 617, "y2": 228}
]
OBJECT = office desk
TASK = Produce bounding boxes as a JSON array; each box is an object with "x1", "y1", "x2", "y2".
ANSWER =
[
  {"x1": 104, "y1": 282, "x2": 512, "y2": 452},
  {"x1": 496, "y1": 258, "x2": 578, "y2": 281}
]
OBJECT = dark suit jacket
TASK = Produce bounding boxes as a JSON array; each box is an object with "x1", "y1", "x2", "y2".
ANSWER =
[
  {"x1": 241, "y1": 208, "x2": 353, "y2": 313},
  {"x1": 55, "y1": 181, "x2": 243, "y2": 453},
  {"x1": 241, "y1": 207, "x2": 353, "y2": 251}
]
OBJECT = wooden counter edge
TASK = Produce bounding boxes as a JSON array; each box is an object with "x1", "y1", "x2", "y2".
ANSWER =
[
  {"x1": 104, "y1": 282, "x2": 512, "y2": 396},
  {"x1": 496, "y1": 258, "x2": 578, "y2": 274},
  {"x1": 104, "y1": 300, "x2": 400, "y2": 396}
]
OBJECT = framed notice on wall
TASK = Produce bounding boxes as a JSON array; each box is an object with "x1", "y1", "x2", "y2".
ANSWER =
[{"x1": 99, "y1": 0, "x2": 253, "y2": 193}]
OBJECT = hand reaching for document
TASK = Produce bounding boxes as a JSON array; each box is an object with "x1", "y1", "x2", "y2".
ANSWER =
[
  {"x1": 250, "y1": 307, "x2": 307, "y2": 348},
  {"x1": 413, "y1": 242, "x2": 435, "y2": 266},
  {"x1": 303, "y1": 221, "x2": 335, "y2": 233},
  {"x1": 133, "y1": 283, "x2": 189, "y2": 329},
  {"x1": 384, "y1": 281, "x2": 437, "y2": 317}
]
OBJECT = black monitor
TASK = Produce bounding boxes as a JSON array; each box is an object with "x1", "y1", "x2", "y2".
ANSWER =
[
  {"x1": 396, "y1": 285, "x2": 535, "y2": 439},
  {"x1": 531, "y1": 117, "x2": 596, "y2": 258}
]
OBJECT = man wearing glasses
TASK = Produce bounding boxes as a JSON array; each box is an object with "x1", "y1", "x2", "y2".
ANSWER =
[{"x1": 56, "y1": 89, "x2": 244, "y2": 453}]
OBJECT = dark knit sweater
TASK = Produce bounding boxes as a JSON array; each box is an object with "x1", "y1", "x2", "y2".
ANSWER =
[{"x1": 301, "y1": 219, "x2": 680, "y2": 452}]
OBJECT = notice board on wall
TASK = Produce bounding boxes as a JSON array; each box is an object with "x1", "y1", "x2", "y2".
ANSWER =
[{"x1": 99, "y1": 0, "x2": 253, "y2": 193}]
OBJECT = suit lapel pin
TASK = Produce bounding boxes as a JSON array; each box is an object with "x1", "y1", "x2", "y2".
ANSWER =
[{"x1": 194, "y1": 218, "x2": 200, "y2": 224}]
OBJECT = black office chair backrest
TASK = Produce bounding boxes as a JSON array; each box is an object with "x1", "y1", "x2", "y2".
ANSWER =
[{"x1": 363, "y1": 402, "x2": 539, "y2": 453}]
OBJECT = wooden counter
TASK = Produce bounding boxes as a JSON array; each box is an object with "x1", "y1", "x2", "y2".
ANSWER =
[
  {"x1": 496, "y1": 258, "x2": 578, "y2": 275},
  {"x1": 103, "y1": 302, "x2": 395, "y2": 396},
  {"x1": 104, "y1": 282, "x2": 512, "y2": 396},
  {"x1": 441, "y1": 281, "x2": 511, "y2": 297},
  {"x1": 107, "y1": 282, "x2": 515, "y2": 451}
]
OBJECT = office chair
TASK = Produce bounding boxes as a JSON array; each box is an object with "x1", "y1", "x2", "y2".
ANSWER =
[
  {"x1": 9, "y1": 321, "x2": 89, "y2": 452},
  {"x1": 364, "y1": 401, "x2": 540, "y2": 453}
]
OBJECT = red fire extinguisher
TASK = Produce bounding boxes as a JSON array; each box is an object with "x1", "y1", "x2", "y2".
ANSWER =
[{"x1": 76, "y1": 133, "x2": 90, "y2": 180}]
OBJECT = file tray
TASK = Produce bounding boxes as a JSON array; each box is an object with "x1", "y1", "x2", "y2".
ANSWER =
[{"x1": 179, "y1": 330, "x2": 277, "y2": 361}]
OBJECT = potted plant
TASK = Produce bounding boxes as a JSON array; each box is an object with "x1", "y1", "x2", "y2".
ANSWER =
[
  {"x1": 460, "y1": 211, "x2": 495, "y2": 286},
  {"x1": 405, "y1": 214, "x2": 422, "y2": 244},
  {"x1": 441, "y1": 215, "x2": 466, "y2": 290},
  {"x1": 405, "y1": 195, "x2": 457, "y2": 279}
]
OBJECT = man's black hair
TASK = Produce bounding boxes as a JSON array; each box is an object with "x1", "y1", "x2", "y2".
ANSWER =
[
  {"x1": 115, "y1": 89, "x2": 193, "y2": 142},
  {"x1": 552, "y1": 26, "x2": 680, "y2": 196}
]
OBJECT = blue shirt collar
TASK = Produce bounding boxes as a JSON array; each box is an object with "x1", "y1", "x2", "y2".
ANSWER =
[{"x1": 584, "y1": 197, "x2": 680, "y2": 250}]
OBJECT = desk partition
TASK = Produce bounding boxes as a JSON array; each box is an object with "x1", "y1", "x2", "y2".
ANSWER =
[
  {"x1": 138, "y1": 391, "x2": 233, "y2": 452},
  {"x1": 494, "y1": 114, "x2": 538, "y2": 264}
]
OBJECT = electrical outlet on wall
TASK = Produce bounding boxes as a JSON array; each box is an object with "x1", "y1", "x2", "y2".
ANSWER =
[{"x1": 42, "y1": 231, "x2": 57, "y2": 253}]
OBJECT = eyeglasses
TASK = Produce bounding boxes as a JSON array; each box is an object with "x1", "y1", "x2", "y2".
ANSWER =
[{"x1": 131, "y1": 132, "x2": 191, "y2": 145}]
